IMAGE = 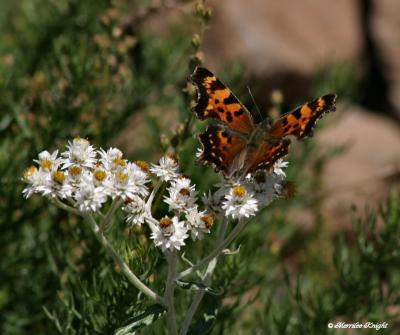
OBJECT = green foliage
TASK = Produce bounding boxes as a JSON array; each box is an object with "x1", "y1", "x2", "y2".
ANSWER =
[{"x1": 1, "y1": 0, "x2": 398, "y2": 334}]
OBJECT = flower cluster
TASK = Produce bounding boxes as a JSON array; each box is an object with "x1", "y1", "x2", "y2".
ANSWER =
[
  {"x1": 23, "y1": 138, "x2": 149, "y2": 214},
  {"x1": 149, "y1": 155, "x2": 214, "y2": 251},
  {"x1": 22, "y1": 138, "x2": 288, "y2": 253},
  {"x1": 203, "y1": 159, "x2": 288, "y2": 220}
]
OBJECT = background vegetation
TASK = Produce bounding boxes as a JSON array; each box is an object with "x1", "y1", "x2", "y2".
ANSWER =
[{"x1": 0, "y1": 0, "x2": 398, "y2": 334}]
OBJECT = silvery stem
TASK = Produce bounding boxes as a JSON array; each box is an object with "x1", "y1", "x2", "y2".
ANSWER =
[
  {"x1": 164, "y1": 251, "x2": 178, "y2": 335},
  {"x1": 84, "y1": 213, "x2": 164, "y2": 305}
]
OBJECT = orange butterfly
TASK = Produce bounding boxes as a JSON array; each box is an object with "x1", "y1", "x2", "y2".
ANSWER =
[{"x1": 189, "y1": 67, "x2": 337, "y2": 178}]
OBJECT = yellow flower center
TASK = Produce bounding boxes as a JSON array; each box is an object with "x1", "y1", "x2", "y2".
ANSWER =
[
  {"x1": 94, "y1": 170, "x2": 107, "y2": 182},
  {"x1": 113, "y1": 158, "x2": 126, "y2": 167},
  {"x1": 116, "y1": 171, "x2": 128, "y2": 183},
  {"x1": 233, "y1": 185, "x2": 246, "y2": 198},
  {"x1": 166, "y1": 152, "x2": 178, "y2": 163},
  {"x1": 201, "y1": 215, "x2": 214, "y2": 229},
  {"x1": 74, "y1": 136, "x2": 90, "y2": 145},
  {"x1": 68, "y1": 166, "x2": 82, "y2": 176},
  {"x1": 52, "y1": 171, "x2": 66, "y2": 183},
  {"x1": 179, "y1": 188, "x2": 191, "y2": 197},
  {"x1": 23, "y1": 166, "x2": 37, "y2": 178},
  {"x1": 134, "y1": 160, "x2": 149, "y2": 172},
  {"x1": 40, "y1": 159, "x2": 52, "y2": 170},
  {"x1": 159, "y1": 217, "x2": 173, "y2": 228}
]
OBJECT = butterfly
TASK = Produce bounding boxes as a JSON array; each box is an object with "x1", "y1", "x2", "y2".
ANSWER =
[{"x1": 189, "y1": 66, "x2": 337, "y2": 178}]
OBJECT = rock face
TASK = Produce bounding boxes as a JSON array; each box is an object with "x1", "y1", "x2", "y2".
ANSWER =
[
  {"x1": 372, "y1": 0, "x2": 400, "y2": 118},
  {"x1": 317, "y1": 104, "x2": 400, "y2": 229},
  {"x1": 204, "y1": 0, "x2": 361, "y2": 76}
]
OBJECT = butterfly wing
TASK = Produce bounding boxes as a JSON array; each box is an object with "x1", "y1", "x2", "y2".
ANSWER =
[
  {"x1": 244, "y1": 139, "x2": 291, "y2": 174},
  {"x1": 190, "y1": 67, "x2": 254, "y2": 134},
  {"x1": 270, "y1": 94, "x2": 337, "y2": 139},
  {"x1": 197, "y1": 124, "x2": 248, "y2": 177}
]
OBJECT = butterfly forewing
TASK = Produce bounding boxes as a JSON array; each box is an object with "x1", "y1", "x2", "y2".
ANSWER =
[
  {"x1": 190, "y1": 67, "x2": 254, "y2": 135},
  {"x1": 270, "y1": 94, "x2": 337, "y2": 139}
]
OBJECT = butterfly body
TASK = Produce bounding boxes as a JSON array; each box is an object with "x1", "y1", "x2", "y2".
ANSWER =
[{"x1": 189, "y1": 67, "x2": 337, "y2": 179}]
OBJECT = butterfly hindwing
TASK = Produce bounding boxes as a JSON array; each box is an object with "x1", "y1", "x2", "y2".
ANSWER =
[
  {"x1": 190, "y1": 67, "x2": 254, "y2": 134},
  {"x1": 244, "y1": 139, "x2": 291, "y2": 174},
  {"x1": 197, "y1": 124, "x2": 247, "y2": 176},
  {"x1": 270, "y1": 94, "x2": 337, "y2": 139}
]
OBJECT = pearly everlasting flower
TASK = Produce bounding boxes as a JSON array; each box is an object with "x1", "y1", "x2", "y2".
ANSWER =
[
  {"x1": 40, "y1": 170, "x2": 74, "y2": 199},
  {"x1": 92, "y1": 165, "x2": 108, "y2": 186},
  {"x1": 123, "y1": 195, "x2": 147, "y2": 226},
  {"x1": 34, "y1": 150, "x2": 62, "y2": 172},
  {"x1": 22, "y1": 166, "x2": 51, "y2": 198},
  {"x1": 185, "y1": 206, "x2": 213, "y2": 240},
  {"x1": 150, "y1": 216, "x2": 188, "y2": 251},
  {"x1": 61, "y1": 137, "x2": 97, "y2": 169},
  {"x1": 99, "y1": 147, "x2": 126, "y2": 172},
  {"x1": 164, "y1": 176, "x2": 198, "y2": 213},
  {"x1": 150, "y1": 155, "x2": 179, "y2": 182},
  {"x1": 222, "y1": 185, "x2": 258, "y2": 219},
  {"x1": 74, "y1": 172, "x2": 107, "y2": 212},
  {"x1": 202, "y1": 178, "x2": 235, "y2": 214},
  {"x1": 273, "y1": 159, "x2": 289, "y2": 178},
  {"x1": 67, "y1": 165, "x2": 84, "y2": 191},
  {"x1": 104, "y1": 162, "x2": 148, "y2": 200}
]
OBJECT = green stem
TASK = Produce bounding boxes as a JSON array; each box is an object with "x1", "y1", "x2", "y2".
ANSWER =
[
  {"x1": 101, "y1": 198, "x2": 122, "y2": 230},
  {"x1": 179, "y1": 219, "x2": 228, "y2": 335},
  {"x1": 84, "y1": 213, "x2": 164, "y2": 305},
  {"x1": 164, "y1": 251, "x2": 178, "y2": 335},
  {"x1": 51, "y1": 198, "x2": 80, "y2": 215},
  {"x1": 177, "y1": 219, "x2": 247, "y2": 280},
  {"x1": 145, "y1": 181, "x2": 163, "y2": 232}
]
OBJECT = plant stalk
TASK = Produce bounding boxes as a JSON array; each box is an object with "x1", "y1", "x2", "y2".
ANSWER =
[
  {"x1": 164, "y1": 251, "x2": 179, "y2": 335},
  {"x1": 179, "y1": 218, "x2": 228, "y2": 335},
  {"x1": 84, "y1": 213, "x2": 164, "y2": 304},
  {"x1": 177, "y1": 218, "x2": 247, "y2": 279}
]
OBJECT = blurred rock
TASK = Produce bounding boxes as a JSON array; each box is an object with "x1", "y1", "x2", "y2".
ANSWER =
[
  {"x1": 204, "y1": 0, "x2": 361, "y2": 76},
  {"x1": 372, "y1": 0, "x2": 400, "y2": 119},
  {"x1": 317, "y1": 104, "x2": 400, "y2": 230}
]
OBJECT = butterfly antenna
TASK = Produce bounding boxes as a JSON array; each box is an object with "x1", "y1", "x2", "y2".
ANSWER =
[{"x1": 247, "y1": 86, "x2": 263, "y2": 121}]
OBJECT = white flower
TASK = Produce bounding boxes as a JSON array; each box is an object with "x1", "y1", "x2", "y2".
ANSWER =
[
  {"x1": 34, "y1": 150, "x2": 62, "y2": 172},
  {"x1": 150, "y1": 216, "x2": 189, "y2": 252},
  {"x1": 185, "y1": 207, "x2": 213, "y2": 240},
  {"x1": 123, "y1": 195, "x2": 147, "y2": 226},
  {"x1": 22, "y1": 167, "x2": 72, "y2": 199},
  {"x1": 22, "y1": 166, "x2": 51, "y2": 198},
  {"x1": 99, "y1": 147, "x2": 126, "y2": 172},
  {"x1": 40, "y1": 170, "x2": 74, "y2": 199},
  {"x1": 74, "y1": 172, "x2": 108, "y2": 212},
  {"x1": 150, "y1": 155, "x2": 179, "y2": 182},
  {"x1": 105, "y1": 162, "x2": 148, "y2": 200},
  {"x1": 66, "y1": 165, "x2": 84, "y2": 191},
  {"x1": 273, "y1": 159, "x2": 289, "y2": 178},
  {"x1": 92, "y1": 165, "x2": 109, "y2": 186},
  {"x1": 164, "y1": 177, "x2": 198, "y2": 213},
  {"x1": 222, "y1": 185, "x2": 258, "y2": 219},
  {"x1": 61, "y1": 137, "x2": 97, "y2": 170}
]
